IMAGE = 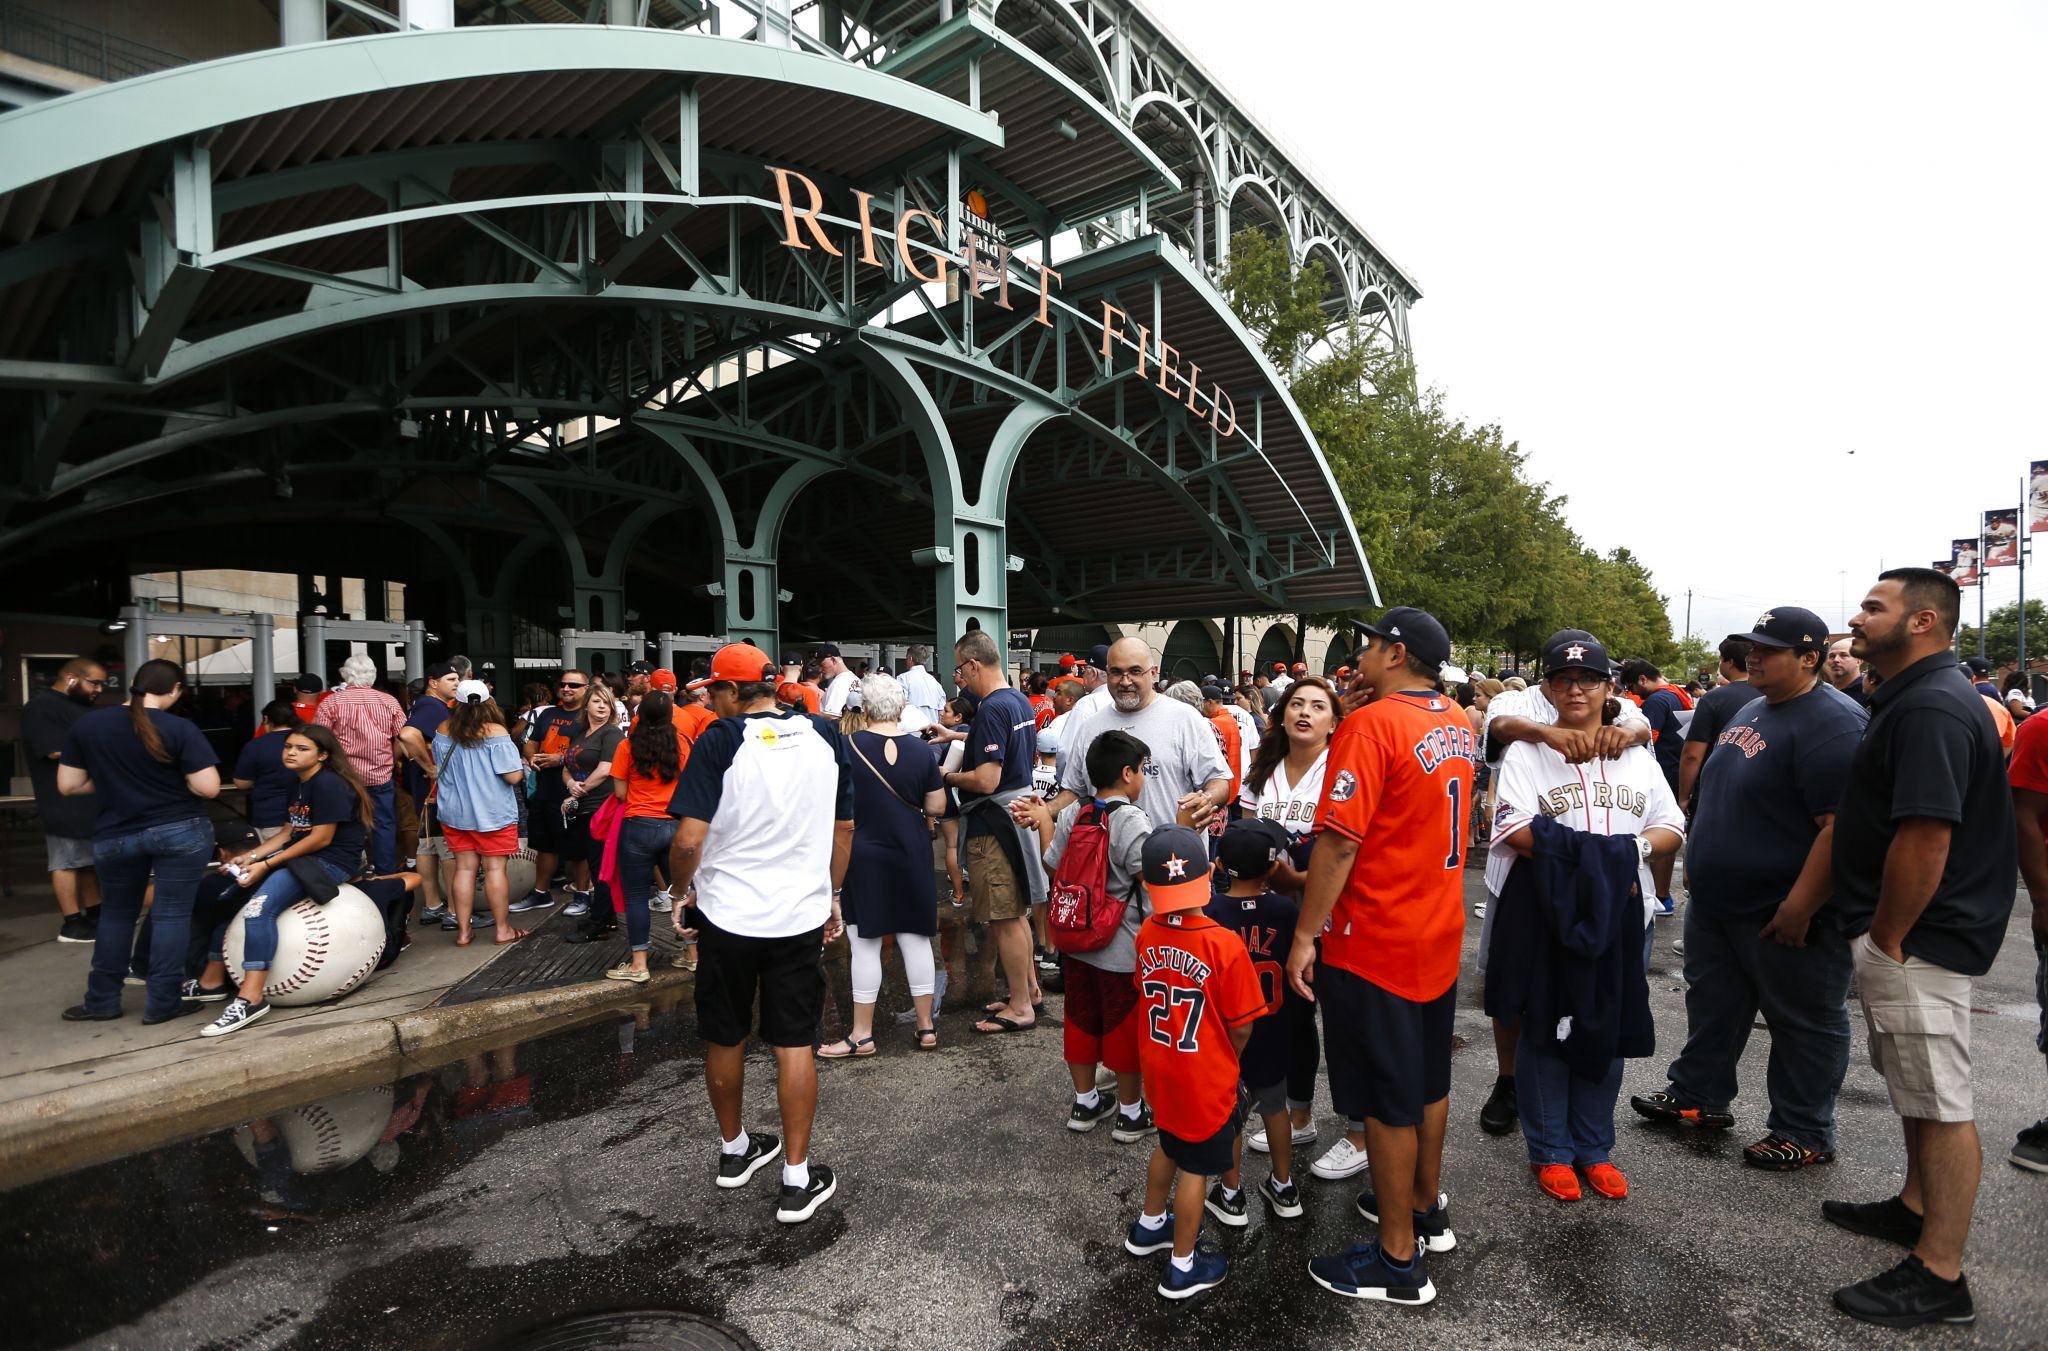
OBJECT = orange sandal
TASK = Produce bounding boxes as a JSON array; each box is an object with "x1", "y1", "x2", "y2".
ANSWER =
[
  {"x1": 1582, "y1": 1162, "x2": 1629, "y2": 1199},
  {"x1": 1534, "y1": 1163, "x2": 1582, "y2": 1201}
]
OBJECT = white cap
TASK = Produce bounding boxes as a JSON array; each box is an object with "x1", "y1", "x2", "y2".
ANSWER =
[
  {"x1": 1439, "y1": 664, "x2": 1470, "y2": 686},
  {"x1": 455, "y1": 678, "x2": 491, "y2": 705}
]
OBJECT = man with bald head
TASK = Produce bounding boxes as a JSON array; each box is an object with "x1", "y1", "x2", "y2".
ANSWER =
[{"x1": 1823, "y1": 637, "x2": 1868, "y2": 707}]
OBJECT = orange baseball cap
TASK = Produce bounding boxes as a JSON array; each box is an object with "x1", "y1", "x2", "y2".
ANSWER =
[
  {"x1": 648, "y1": 668, "x2": 679, "y2": 692},
  {"x1": 687, "y1": 642, "x2": 776, "y2": 690}
]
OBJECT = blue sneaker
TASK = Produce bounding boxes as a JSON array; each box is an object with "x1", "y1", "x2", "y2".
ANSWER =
[
  {"x1": 1157, "y1": 1243, "x2": 1228, "y2": 1300},
  {"x1": 1124, "y1": 1213, "x2": 1175, "y2": 1257},
  {"x1": 1655, "y1": 895, "x2": 1676, "y2": 917},
  {"x1": 1356, "y1": 1188, "x2": 1456, "y2": 1252},
  {"x1": 508, "y1": 891, "x2": 554, "y2": 913},
  {"x1": 1308, "y1": 1240, "x2": 1436, "y2": 1305},
  {"x1": 562, "y1": 893, "x2": 591, "y2": 918}
]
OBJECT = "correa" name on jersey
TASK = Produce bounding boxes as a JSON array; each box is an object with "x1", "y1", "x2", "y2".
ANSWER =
[{"x1": 1411, "y1": 723, "x2": 1478, "y2": 774}]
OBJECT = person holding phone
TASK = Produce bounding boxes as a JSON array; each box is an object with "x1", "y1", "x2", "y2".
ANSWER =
[{"x1": 1631, "y1": 607, "x2": 1867, "y2": 1172}]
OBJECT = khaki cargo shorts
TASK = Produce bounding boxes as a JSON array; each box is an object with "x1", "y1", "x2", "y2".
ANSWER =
[
  {"x1": 966, "y1": 834, "x2": 1027, "y2": 922},
  {"x1": 1852, "y1": 932, "x2": 1974, "y2": 1122}
]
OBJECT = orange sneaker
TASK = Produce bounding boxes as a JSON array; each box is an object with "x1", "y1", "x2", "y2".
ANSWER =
[
  {"x1": 1533, "y1": 1163, "x2": 1581, "y2": 1201},
  {"x1": 1582, "y1": 1162, "x2": 1629, "y2": 1199}
]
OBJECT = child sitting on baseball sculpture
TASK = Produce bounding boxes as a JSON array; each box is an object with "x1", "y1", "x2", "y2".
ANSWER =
[{"x1": 202, "y1": 724, "x2": 373, "y2": 1038}]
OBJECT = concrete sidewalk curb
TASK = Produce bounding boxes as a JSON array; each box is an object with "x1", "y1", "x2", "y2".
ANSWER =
[{"x1": 0, "y1": 968, "x2": 691, "y2": 1189}]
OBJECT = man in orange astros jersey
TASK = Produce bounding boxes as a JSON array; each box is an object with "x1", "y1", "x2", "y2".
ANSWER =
[{"x1": 1289, "y1": 607, "x2": 1476, "y2": 1308}]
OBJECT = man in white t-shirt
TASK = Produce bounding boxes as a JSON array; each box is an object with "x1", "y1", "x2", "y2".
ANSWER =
[
  {"x1": 816, "y1": 644, "x2": 857, "y2": 715},
  {"x1": 669, "y1": 642, "x2": 853, "y2": 1225}
]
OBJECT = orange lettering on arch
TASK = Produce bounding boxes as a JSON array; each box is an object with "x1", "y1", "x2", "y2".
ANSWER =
[{"x1": 768, "y1": 166, "x2": 843, "y2": 257}]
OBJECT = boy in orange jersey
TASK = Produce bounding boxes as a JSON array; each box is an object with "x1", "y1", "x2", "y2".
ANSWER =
[
  {"x1": 1288, "y1": 607, "x2": 1475, "y2": 1308},
  {"x1": 1122, "y1": 823, "x2": 1266, "y2": 1300}
]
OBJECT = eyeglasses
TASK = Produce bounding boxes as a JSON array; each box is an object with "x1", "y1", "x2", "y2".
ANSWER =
[
  {"x1": 1106, "y1": 665, "x2": 1151, "y2": 679},
  {"x1": 558, "y1": 681, "x2": 587, "y2": 689},
  {"x1": 1545, "y1": 673, "x2": 1609, "y2": 692},
  {"x1": 80, "y1": 678, "x2": 106, "y2": 688}
]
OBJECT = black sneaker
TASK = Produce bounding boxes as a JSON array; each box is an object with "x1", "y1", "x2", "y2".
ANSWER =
[
  {"x1": 1479, "y1": 1075, "x2": 1518, "y2": 1136},
  {"x1": 199, "y1": 997, "x2": 270, "y2": 1037},
  {"x1": 1358, "y1": 1188, "x2": 1457, "y2": 1253},
  {"x1": 1260, "y1": 1175, "x2": 1304, "y2": 1219},
  {"x1": 715, "y1": 1132, "x2": 781, "y2": 1189},
  {"x1": 60, "y1": 1004, "x2": 121, "y2": 1022},
  {"x1": 775, "y1": 1163, "x2": 837, "y2": 1224},
  {"x1": 58, "y1": 914, "x2": 95, "y2": 943},
  {"x1": 1205, "y1": 1181, "x2": 1249, "y2": 1228},
  {"x1": 1743, "y1": 1132, "x2": 1835, "y2": 1171},
  {"x1": 1628, "y1": 1088, "x2": 1734, "y2": 1128},
  {"x1": 1832, "y1": 1255, "x2": 1974, "y2": 1328},
  {"x1": 1067, "y1": 1096, "x2": 1119, "y2": 1132},
  {"x1": 1034, "y1": 947, "x2": 1061, "y2": 972},
  {"x1": 2011, "y1": 1118, "x2": 2048, "y2": 1173},
  {"x1": 142, "y1": 999, "x2": 205, "y2": 1026},
  {"x1": 1109, "y1": 1103, "x2": 1156, "y2": 1144},
  {"x1": 1307, "y1": 1240, "x2": 1435, "y2": 1305},
  {"x1": 180, "y1": 979, "x2": 233, "y2": 1003},
  {"x1": 1821, "y1": 1194, "x2": 1924, "y2": 1248}
]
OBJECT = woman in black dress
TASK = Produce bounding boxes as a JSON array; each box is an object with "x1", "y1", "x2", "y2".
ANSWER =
[{"x1": 819, "y1": 673, "x2": 947, "y2": 1056}]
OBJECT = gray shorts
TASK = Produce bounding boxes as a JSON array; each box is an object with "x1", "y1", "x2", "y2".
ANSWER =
[
  {"x1": 1476, "y1": 890, "x2": 1498, "y2": 978},
  {"x1": 46, "y1": 835, "x2": 93, "y2": 872},
  {"x1": 1248, "y1": 1078, "x2": 1288, "y2": 1116},
  {"x1": 1852, "y1": 932, "x2": 1974, "y2": 1122}
]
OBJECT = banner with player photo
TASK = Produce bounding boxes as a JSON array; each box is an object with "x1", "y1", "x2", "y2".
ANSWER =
[
  {"x1": 1983, "y1": 507, "x2": 2019, "y2": 566},
  {"x1": 1932, "y1": 559, "x2": 1954, "y2": 576},
  {"x1": 1951, "y1": 537, "x2": 1981, "y2": 586},
  {"x1": 2031, "y1": 460, "x2": 2048, "y2": 532}
]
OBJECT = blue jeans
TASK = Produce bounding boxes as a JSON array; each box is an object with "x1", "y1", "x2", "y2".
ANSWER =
[
  {"x1": 1666, "y1": 905, "x2": 1853, "y2": 1151},
  {"x1": 1517, "y1": 1041, "x2": 1624, "y2": 1166},
  {"x1": 616, "y1": 816, "x2": 678, "y2": 953},
  {"x1": 240, "y1": 859, "x2": 353, "y2": 971},
  {"x1": 88, "y1": 817, "x2": 212, "y2": 1018},
  {"x1": 366, "y1": 780, "x2": 396, "y2": 874}
]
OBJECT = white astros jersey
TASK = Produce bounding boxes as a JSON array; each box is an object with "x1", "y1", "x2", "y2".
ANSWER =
[{"x1": 1485, "y1": 740, "x2": 1686, "y2": 926}]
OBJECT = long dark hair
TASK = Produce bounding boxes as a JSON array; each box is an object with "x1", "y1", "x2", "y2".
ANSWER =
[
  {"x1": 447, "y1": 694, "x2": 506, "y2": 744},
  {"x1": 629, "y1": 691, "x2": 680, "y2": 782},
  {"x1": 127, "y1": 658, "x2": 184, "y2": 764},
  {"x1": 1246, "y1": 675, "x2": 1336, "y2": 796},
  {"x1": 286, "y1": 723, "x2": 374, "y2": 831}
]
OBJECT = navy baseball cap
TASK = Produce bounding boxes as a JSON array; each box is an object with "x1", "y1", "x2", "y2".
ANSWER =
[
  {"x1": 424, "y1": 660, "x2": 458, "y2": 680},
  {"x1": 1217, "y1": 817, "x2": 1289, "y2": 881},
  {"x1": 1353, "y1": 606, "x2": 1451, "y2": 670},
  {"x1": 1199, "y1": 683, "x2": 1229, "y2": 702},
  {"x1": 1734, "y1": 607, "x2": 1829, "y2": 653},
  {"x1": 1088, "y1": 643, "x2": 1110, "y2": 667},
  {"x1": 627, "y1": 659, "x2": 654, "y2": 676},
  {"x1": 1542, "y1": 631, "x2": 1611, "y2": 675},
  {"x1": 1142, "y1": 825, "x2": 1214, "y2": 913}
]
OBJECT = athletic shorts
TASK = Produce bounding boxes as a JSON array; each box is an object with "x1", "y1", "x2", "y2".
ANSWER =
[
  {"x1": 1248, "y1": 1077, "x2": 1288, "y2": 1117},
  {"x1": 966, "y1": 834, "x2": 1026, "y2": 922},
  {"x1": 693, "y1": 916, "x2": 827, "y2": 1049},
  {"x1": 443, "y1": 824, "x2": 520, "y2": 856},
  {"x1": 1158, "y1": 1092, "x2": 1248, "y2": 1176},
  {"x1": 45, "y1": 835, "x2": 93, "y2": 872},
  {"x1": 1319, "y1": 963, "x2": 1455, "y2": 1128},
  {"x1": 1852, "y1": 932, "x2": 1975, "y2": 1122},
  {"x1": 1062, "y1": 956, "x2": 1140, "y2": 1073}
]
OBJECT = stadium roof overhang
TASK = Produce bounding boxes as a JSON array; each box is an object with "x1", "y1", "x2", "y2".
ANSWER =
[{"x1": 0, "y1": 22, "x2": 1376, "y2": 656}]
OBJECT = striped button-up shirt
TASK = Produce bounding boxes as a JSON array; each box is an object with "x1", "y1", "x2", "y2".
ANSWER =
[{"x1": 313, "y1": 685, "x2": 405, "y2": 785}]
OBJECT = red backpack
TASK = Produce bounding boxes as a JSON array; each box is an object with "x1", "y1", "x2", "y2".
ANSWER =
[{"x1": 1047, "y1": 799, "x2": 1131, "y2": 954}]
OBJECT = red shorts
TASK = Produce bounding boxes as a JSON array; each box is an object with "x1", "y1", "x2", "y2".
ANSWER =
[
  {"x1": 1063, "y1": 957, "x2": 1140, "y2": 1074},
  {"x1": 443, "y1": 823, "x2": 520, "y2": 856}
]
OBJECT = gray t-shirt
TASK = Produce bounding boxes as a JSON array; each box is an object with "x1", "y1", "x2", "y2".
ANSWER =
[
  {"x1": 1057, "y1": 695, "x2": 1231, "y2": 838},
  {"x1": 1044, "y1": 798, "x2": 1153, "y2": 972}
]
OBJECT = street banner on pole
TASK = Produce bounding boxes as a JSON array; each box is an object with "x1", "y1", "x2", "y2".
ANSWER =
[
  {"x1": 1953, "y1": 538, "x2": 1981, "y2": 586},
  {"x1": 2030, "y1": 460, "x2": 2048, "y2": 532},
  {"x1": 1985, "y1": 508, "x2": 2019, "y2": 566}
]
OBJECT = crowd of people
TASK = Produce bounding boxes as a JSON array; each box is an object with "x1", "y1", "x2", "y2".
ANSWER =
[{"x1": 20, "y1": 565, "x2": 2044, "y2": 1324}]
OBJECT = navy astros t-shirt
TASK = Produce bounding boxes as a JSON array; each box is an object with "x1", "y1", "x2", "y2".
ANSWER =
[
  {"x1": 1202, "y1": 888, "x2": 1299, "y2": 1091},
  {"x1": 59, "y1": 706, "x2": 218, "y2": 839},
  {"x1": 288, "y1": 772, "x2": 368, "y2": 874}
]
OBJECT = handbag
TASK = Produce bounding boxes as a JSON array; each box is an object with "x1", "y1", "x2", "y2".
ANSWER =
[{"x1": 287, "y1": 855, "x2": 342, "y2": 904}]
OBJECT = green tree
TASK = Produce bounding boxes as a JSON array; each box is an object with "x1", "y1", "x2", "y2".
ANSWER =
[
  {"x1": 1958, "y1": 599, "x2": 2048, "y2": 666},
  {"x1": 1221, "y1": 229, "x2": 1675, "y2": 660}
]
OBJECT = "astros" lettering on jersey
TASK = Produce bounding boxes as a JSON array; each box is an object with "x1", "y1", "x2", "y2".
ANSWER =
[{"x1": 1538, "y1": 779, "x2": 1649, "y2": 818}]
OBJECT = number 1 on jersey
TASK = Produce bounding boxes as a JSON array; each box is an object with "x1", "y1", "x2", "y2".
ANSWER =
[{"x1": 1444, "y1": 776, "x2": 1463, "y2": 869}]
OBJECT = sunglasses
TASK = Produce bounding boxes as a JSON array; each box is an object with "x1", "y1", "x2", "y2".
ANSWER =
[{"x1": 558, "y1": 681, "x2": 587, "y2": 689}]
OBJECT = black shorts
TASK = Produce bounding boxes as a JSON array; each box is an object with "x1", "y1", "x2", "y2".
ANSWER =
[
  {"x1": 1318, "y1": 964, "x2": 1454, "y2": 1128},
  {"x1": 1158, "y1": 1098, "x2": 1246, "y2": 1177},
  {"x1": 693, "y1": 916, "x2": 827, "y2": 1049},
  {"x1": 528, "y1": 799, "x2": 590, "y2": 862}
]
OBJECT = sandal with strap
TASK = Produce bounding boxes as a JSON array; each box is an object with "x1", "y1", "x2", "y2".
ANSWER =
[
  {"x1": 914, "y1": 1025, "x2": 939, "y2": 1050},
  {"x1": 817, "y1": 1035, "x2": 875, "y2": 1059}
]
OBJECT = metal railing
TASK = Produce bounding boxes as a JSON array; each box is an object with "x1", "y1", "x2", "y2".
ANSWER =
[{"x1": 0, "y1": 2, "x2": 190, "y2": 84}]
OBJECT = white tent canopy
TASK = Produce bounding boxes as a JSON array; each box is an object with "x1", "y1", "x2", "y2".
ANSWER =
[{"x1": 183, "y1": 631, "x2": 402, "y2": 687}]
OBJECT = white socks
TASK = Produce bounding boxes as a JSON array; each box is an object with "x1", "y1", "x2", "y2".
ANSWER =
[
  {"x1": 1119, "y1": 1100, "x2": 1144, "y2": 1121},
  {"x1": 1170, "y1": 1251, "x2": 1195, "y2": 1273},
  {"x1": 721, "y1": 1130, "x2": 750, "y2": 1156},
  {"x1": 1137, "y1": 1211, "x2": 1166, "y2": 1231},
  {"x1": 782, "y1": 1160, "x2": 809, "y2": 1189},
  {"x1": 1075, "y1": 1089, "x2": 1101, "y2": 1109}
]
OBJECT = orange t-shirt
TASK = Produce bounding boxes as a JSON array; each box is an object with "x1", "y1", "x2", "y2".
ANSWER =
[
  {"x1": 1209, "y1": 711, "x2": 1243, "y2": 805},
  {"x1": 1133, "y1": 910, "x2": 1266, "y2": 1140},
  {"x1": 1314, "y1": 690, "x2": 1477, "y2": 1001},
  {"x1": 675, "y1": 702, "x2": 719, "y2": 746},
  {"x1": 788, "y1": 683, "x2": 822, "y2": 714},
  {"x1": 610, "y1": 731, "x2": 691, "y2": 819},
  {"x1": 1985, "y1": 694, "x2": 2015, "y2": 753}
]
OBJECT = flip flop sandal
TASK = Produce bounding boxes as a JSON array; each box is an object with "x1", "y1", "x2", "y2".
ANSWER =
[
  {"x1": 915, "y1": 1026, "x2": 939, "y2": 1050},
  {"x1": 973, "y1": 1015, "x2": 1035, "y2": 1035},
  {"x1": 817, "y1": 1036, "x2": 876, "y2": 1059},
  {"x1": 983, "y1": 1000, "x2": 1048, "y2": 1018}
]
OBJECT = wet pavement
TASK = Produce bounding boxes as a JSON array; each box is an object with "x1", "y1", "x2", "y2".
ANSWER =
[{"x1": 6, "y1": 875, "x2": 2046, "y2": 1350}]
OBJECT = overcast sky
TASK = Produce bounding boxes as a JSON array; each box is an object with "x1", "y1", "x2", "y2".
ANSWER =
[{"x1": 1158, "y1": 1, "x2": 2048, "y2": 648}]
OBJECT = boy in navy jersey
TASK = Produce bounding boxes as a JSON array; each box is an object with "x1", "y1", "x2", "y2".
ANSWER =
[{"x1": 1204, "y1": 817, "x2": 1305, "y2": 1223}]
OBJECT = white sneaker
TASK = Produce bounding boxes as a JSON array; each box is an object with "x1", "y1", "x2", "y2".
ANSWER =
[
  {"x1": 1310, "y1": 1137, "x2": 1370, "y2": 1180},
  {"x1": 1249, "y1": 1121, "x2": 1320, "y2": 1153},
  {"x1": 650, "y1": 889, "x2": 675, "y2": 914},
  {"x1": 1473, "y1": 899, "x2": 1487, "y2": 918}
]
